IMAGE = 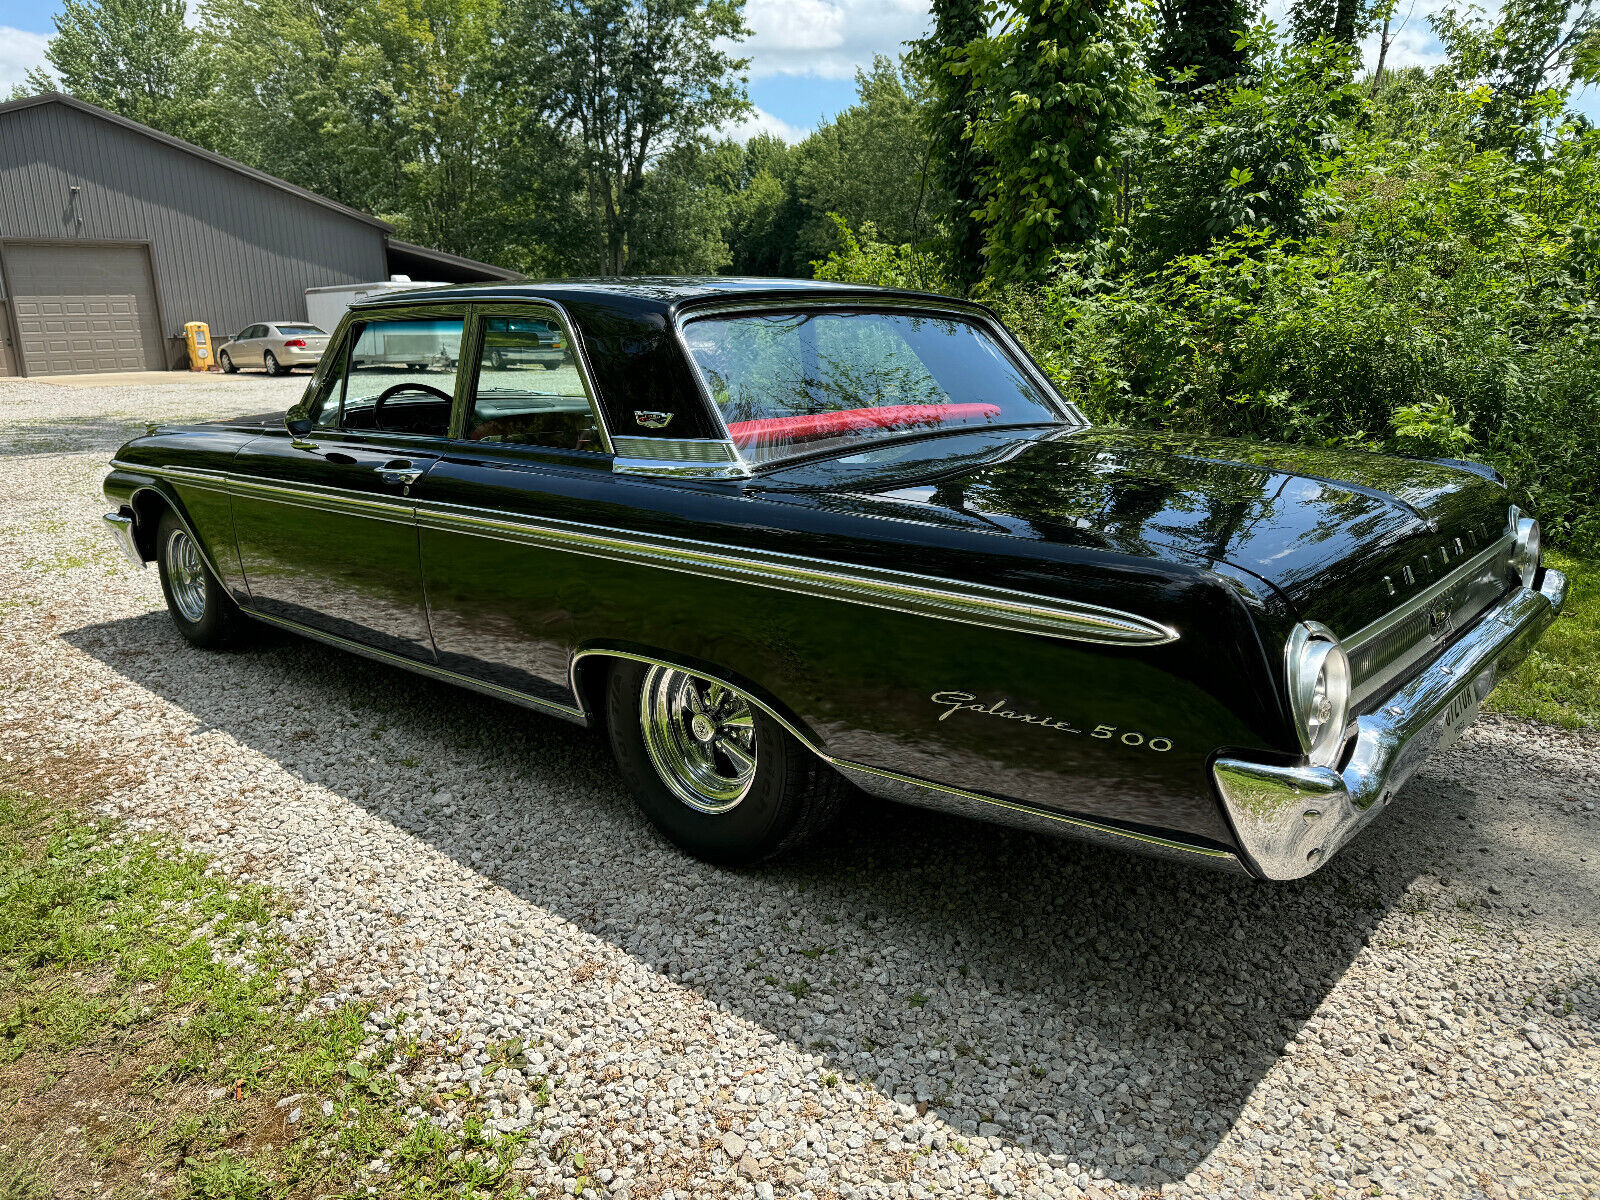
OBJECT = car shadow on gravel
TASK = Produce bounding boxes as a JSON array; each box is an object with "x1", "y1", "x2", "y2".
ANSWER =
[
  {"x1": 72, "y1": 614, "x2": 1443, "y2": 1188},
  {"x1": 0, "y1": 414, "x2": 167, "y2": 457}
]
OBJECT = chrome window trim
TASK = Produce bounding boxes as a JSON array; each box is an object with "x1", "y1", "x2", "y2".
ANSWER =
[
  {"x1": 455, "y1": 299, "x2": 615, "y2": 455},
  {"x1": 1343, "y1": 532, "x2": 1515, "y2": 657},
  {"x1": 109, "y1": 458, "x2": 1178, "y2": 647},
  {"x1": 669, "y1": 297, "x2": 1089, "y2": 474}
]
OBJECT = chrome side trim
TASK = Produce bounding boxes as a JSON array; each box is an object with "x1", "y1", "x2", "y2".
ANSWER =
[
  {"x1": 836, "y1": 762, "x2": 1243, "y2": 870},
  {"x1": 610, "y1": 436, "x2": 739, "y2": 463},
  {"x1": 113, "y1": 458, "x2": 1177, "y2": 647},
  {"x1": 243, "y1": 609, "x2": 587, "y2": 723},
  {"x1": 101, "y1": 512, "x2": 145, "y2": 567},
  {"x1": 571, "y1": 649, "x2": 1238, "y2": 869},
  {"x1": 1215, "y1": 568, "x2": 1566, "y2": 880},
  {"x1": 414, "y1": 502, "x2": 1178, "y2": 645}
]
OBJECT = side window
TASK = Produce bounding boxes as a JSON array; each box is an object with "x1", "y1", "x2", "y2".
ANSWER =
[
  {"x1": 335, "y1": 316, "x2": 463, "y2": 437},
  {"x1": 463, "y1": 315, "x2": 599, "y2": 451}
]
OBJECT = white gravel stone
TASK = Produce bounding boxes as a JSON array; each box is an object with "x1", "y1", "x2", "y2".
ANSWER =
[{"x1": 2, "y1": 374, "x2": 1598, "y2": 1199}]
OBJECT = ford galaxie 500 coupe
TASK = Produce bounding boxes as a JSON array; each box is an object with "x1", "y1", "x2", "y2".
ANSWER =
[{"x1": 102, "y1": 280, "x2": 1565, "y2": 879}]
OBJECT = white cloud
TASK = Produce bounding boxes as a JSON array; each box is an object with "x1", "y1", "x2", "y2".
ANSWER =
[
  {"x1": 722, "y1": 104, "x2": 811, "y2": 144},
  {"x1": 741, "y1": 0, "x2": 932, "y2": 80},
  {"x1": 0, "y1": 27, "x2": 51, "y2": 96}
]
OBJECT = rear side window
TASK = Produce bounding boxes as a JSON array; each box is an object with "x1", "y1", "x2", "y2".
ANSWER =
[{"x1": 463, "y1": 315, "x2": 600, "y2": 451}]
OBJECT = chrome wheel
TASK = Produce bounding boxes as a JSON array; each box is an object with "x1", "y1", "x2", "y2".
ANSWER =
[
  {"x1": 165, "y1": 527, "x2": 207, "y2": 623},
  {"x1": 639, "y1": 666, "x2": 758, "y2": 814}
]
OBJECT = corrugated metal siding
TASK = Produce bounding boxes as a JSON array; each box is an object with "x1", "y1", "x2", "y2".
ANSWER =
[{"x1": 0, "y1": 102, "x2": 388, "y2": 354}]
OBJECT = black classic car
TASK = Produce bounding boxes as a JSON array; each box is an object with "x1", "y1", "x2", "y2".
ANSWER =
[{"x1": 102, "y1": 279, "x2": 1566, "y2": 880}]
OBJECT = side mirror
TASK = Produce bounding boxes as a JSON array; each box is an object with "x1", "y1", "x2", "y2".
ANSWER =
[{"x1": 286, "y1": 415, "x2": 313, "y2": 436}]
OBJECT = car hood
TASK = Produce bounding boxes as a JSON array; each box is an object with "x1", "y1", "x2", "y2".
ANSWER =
[{"x1": 759, "y1": 427, "x2": 1513, "y2": 636}]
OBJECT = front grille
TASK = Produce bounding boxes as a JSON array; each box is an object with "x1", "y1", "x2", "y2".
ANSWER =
[{"x1": 1346, "y1": 537, "x2": 1516, "y2": 711}]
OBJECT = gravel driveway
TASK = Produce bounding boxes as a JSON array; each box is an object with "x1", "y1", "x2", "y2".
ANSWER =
[{"x1": 2, "y1": 376, "x2": 1597, "y2": 1200}]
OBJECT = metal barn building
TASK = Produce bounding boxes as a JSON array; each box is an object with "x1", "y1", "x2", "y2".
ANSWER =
[{"x1": 0, "y1": 92, "x2": 515, "y2": 377}]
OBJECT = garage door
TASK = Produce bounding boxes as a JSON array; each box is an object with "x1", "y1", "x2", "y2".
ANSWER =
[{"x1": 4, "y1": 243, "x2": 164, "y2": 375}]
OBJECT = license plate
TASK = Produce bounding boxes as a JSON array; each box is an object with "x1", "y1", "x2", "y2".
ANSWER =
[{"x1": 1436, "y1": 680, "x2": 1484, "y2": 748}]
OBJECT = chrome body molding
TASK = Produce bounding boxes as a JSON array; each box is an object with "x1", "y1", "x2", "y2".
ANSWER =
[
  {"x1": 611, "y1": 436, "x2": 749, "y2": 479},
  {"x1": 244, "y1": 609, "x2": 587, "y2": 722},
  {"x1": 571, "y1": 649, "x2": 1238, "y2": 869},
  {"x1": 416, "y1": 502, "x2": 1177, "y2": 644},
  {"x1": 1215, "y1": 567, "x2": 1567, "y2": 880},
  {"x1": 111, "y1": 459, "x2": 1179, "y2": 647},
  {"x1": 835, "y1": 761, "x2": 1245, "y2": 871},
  {"x1": 101, "y1": 512, "x2": 145, "y2": 568}
]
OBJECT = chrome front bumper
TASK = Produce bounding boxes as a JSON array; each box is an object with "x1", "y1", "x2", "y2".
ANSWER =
[
  {"x1": 102, "y1": 511, "x2": 145, "y2": 567},
  {"x1": 1214, "y1": 568, "x2": 1567, "y2": 880}
]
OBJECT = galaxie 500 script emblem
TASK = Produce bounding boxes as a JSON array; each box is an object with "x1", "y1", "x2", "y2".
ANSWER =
[{"x1": 931, "y1": 692, "x2": 1173, "y2": 752}]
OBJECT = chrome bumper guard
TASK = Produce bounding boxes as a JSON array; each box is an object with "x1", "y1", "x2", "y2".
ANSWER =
[
  {"x1": 1215, "y1": 569, "x2": 1567, "y2": 880},
  {"x1": 102, "y1": 511, "x2": 145, "y2": 567}
]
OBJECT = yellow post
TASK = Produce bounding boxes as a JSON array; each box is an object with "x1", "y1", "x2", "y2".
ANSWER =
[{"x1": 183, "y1": 321, "x2": 213, "y2": 372}]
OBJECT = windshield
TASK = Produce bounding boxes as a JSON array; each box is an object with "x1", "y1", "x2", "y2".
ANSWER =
[{"x1": 682, "y1": 309, "x2": 1066, "y2": 466}]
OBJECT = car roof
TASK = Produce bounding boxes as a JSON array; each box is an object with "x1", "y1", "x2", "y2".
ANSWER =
[{"x1": 346, "y1": 277, "x2": 986, "y2": 320}]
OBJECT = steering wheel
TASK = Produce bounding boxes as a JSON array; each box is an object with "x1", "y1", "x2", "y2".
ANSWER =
[{"x1": 373, "y1": 381, "x2": 453, "y2": 427}]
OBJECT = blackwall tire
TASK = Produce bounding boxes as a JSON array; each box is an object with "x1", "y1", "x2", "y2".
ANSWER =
[
  {"x1": 605, "y1": 660, "x2": 845, "y2": 865},
  {"x1": 263, "y1": 351, "x2": 282, "y2": 376},
  {"x1": 154, "y1": 510, "x2": 248, "y2": 649},
  {"x1": 220, "y1": 350, "x2": 237, "y2": 374}
]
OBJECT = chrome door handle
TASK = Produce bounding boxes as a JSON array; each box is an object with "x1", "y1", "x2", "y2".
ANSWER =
[{"x1": 377, "y1": 460, "x2": 423, "y2": 486}]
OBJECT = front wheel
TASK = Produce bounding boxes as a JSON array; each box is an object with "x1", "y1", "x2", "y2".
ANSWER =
[
  {"x1": 155, "y1": 511, "x2": 246, "y2": 649},
  {"x1": 219, "y1": 350, "x2": 237, "y2": 374},
  {"x1": 605, "y1": 661, "x2": 845, "y2": 864}
]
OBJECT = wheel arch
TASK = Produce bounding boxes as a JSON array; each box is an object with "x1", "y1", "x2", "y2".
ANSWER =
[
  {"x1": 124, "y1": 482, "x2": 226, "y2": 583},
  {"x1": 568, "y1": 642, "x2": 830, "y2": 759}
]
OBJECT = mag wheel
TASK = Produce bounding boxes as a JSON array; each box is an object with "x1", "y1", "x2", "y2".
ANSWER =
[{"x1": 605, "y1": 661, "x2": 845, "y2": 864}]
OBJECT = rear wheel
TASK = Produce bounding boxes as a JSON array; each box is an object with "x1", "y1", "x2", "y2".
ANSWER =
[
  {"x1": 262, "y1": 350, "x2": 282, "y2": 376},
  {"x1": 605, "y1": 660, "x2": 845, "y2": 864},
  {"x1": 219, "y1": 350, "x2": 237, "y2": 374},
  {"x1": 155, "y1": 510, "x2": 246, "y2": 649}
]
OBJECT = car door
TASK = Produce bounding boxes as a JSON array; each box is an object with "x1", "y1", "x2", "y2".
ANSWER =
[
  {"x1": 409, "y1": 303, "x2": 614, "y2": 709},
  {"x1": 230, "y1": 306, "x2": 469, "y2": 660},
  {"x1": 243, "y1": 325, "x2": 265, "y2": 366}
]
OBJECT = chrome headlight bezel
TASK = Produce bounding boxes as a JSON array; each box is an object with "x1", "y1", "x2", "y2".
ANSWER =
[
  {"x1": 1509, "y1": 505, "x2": 1541, "y2": 589},
  {"x1": 1285, "y1": 621, "x2": 1352, "y2": 768}
]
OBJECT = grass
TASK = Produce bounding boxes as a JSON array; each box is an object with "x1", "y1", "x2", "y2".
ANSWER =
[
  {"x1": 1486, "y1": 549, "x2": 1599, "y2": 731},
  {"x1": 0, "y1": 781, "x2": 538, "y2": 1199}
]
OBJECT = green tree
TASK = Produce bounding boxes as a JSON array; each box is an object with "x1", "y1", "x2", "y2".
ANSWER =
[
  {"x1": 1433, "y1": 0, "x2": 1599, "y2": 153},
  {"x1": 915, "y1": 0, "x2": 989, "y2": 292},
  {"x1": 1151, "y1": 0, "x2": 1250, "y2": 90},
  {"x1": 25, "y1": 0, "x2": 219, "y2": 145},
  {"x1": 958, "y1": 0, "x2": 1149, "y2": 284},
  {"x1": 1288, "y1": 0, "x2": 1370, "y2": 46},
  {"x1": 790, "y1": 56, "x2": 936, "y2": 267},
  {"x1": 203, "y1": 0, "x2": 399, "y2": 212},
  {"x1": 512, "y1": 0, "x2": 752, "y2": 275}
]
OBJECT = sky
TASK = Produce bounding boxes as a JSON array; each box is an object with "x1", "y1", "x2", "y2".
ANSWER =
[{"x1": 3, "y1": 0, "x2": 1595, "y2": 136}]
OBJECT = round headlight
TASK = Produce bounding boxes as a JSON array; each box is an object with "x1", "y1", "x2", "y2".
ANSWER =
[
  {"x1": 1509, "y1": 506, "x2": 1541, "y2": 589},
  {"x1": 1286, "y1": 622, "x2": 1352, "y2": 768}
]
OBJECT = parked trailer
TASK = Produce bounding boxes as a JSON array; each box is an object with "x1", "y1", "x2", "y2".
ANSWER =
[{"x1": 303, "y1": 278, "x2": 445, "y2": 335}]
